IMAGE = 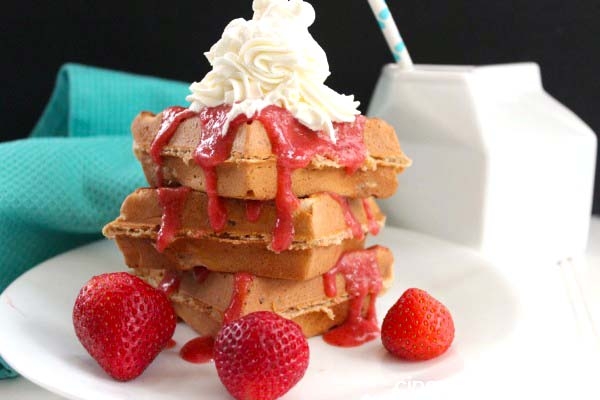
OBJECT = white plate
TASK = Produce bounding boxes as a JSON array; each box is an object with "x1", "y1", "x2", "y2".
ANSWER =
[{"x1": 0, "y1": 227, "x2": 566, "y2": 399}]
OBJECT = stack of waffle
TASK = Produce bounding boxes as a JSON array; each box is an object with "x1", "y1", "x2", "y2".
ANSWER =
[{"x1": 103, "y1": 109, "x2": 411, "y2": 339}]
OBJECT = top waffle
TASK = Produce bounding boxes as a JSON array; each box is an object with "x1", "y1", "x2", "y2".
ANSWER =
[{"x1": 132, "y1": 110, "x2": 412, "y2": 200}]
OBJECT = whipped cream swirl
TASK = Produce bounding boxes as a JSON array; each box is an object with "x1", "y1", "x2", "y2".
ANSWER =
[{"x1": 186, "y1": 0, "x2": 360, "y2": 141}]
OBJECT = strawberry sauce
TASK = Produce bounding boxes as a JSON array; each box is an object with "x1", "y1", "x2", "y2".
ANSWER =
[
  {"x1": 153, "y1": 104, "x2": 366, "y2": 252},
  {"x1": 258, "y1": 106, "x2": 366, "y2": 252},
  {"x1": 156, "y1": 187, "x2": 191, "y2": 252},
  {"x1": 192, "y1": 266, "x2": 211, "y2": 284},
  {"x1": 150, "y1": 106, "x2": 198, "y2": 186},
  {"x1": 328, "y1": 192, "x2": 364, "y2": 240},
  {"x1": 245, "y1": 200, "x2": 263, "y2": 223},
  {"x1": 362, "y1": 199, "x2": 380, "y2": 236},
  {"x1": 180, "y1": 336, "x2": 214, "y2": 364},
  {"x1": 164, "y1": 338, "x2": 177, "y2": 349},
  {"x1": 322, "y1": 248, "x2": 383, "y2": 347},
  {"x1": 223, "y1": 272, "x2": 254, "y2": 324},
  {"x1": 194, "y1": 105, "x2": 247, "y2": 232},
  {"x1": 158, "y1": 270, "x2": 181, "y2": 297}
]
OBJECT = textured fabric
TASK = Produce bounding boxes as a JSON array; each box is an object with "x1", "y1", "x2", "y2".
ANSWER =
[
  {"x1": 0, "y1": 63, "x2": 189, "y2": 378},
  {"x1": 0, "y1": 358, "x2": 17, "y2": 379}
]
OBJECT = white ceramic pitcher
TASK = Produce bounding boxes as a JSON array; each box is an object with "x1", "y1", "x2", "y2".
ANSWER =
[{"x1": 368, "y1": 63, "x2": 597, "y2": 262}]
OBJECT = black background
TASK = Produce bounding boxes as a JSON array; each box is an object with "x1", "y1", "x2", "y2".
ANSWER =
[{"x1": 2, "y1": 0, "x2": 599, "y2": 214}]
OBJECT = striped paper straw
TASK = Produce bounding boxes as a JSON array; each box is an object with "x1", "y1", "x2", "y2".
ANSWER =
[{"x1": 367, "y1": 0, "x2": 414, "y2": 69}]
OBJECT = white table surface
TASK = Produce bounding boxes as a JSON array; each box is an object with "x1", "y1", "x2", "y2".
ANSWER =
[{"x1": 2, "y1": 217, "x2": 599, "y2": 399}]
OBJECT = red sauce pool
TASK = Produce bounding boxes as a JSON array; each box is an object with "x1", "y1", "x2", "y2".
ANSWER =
[{"x1": 180, "y1": 336, "x2": 214, "y2": 364}]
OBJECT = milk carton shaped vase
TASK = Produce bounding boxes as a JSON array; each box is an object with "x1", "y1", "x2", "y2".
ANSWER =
[{"x1": 368, "y1": 63, "x2": 597, "y2": 262}]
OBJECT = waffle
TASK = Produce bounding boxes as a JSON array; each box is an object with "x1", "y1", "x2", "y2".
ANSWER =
[
  {"x1": 135, "y1": 245, "x2": 394, "y2": 337},
  {"x1": 102, "y1": 189, "x2": 384, "y2": 245},
  {"x1": 103, "y1": 189, "x2": 384, "y2": 280},
  {"x1": 102, "y1": 101, "x2": 409, "y2": 342},
  {"x1": 132, "y1": 111, "x2": 412, "y2": 199},
  {"x1": 111, "y1": 235, "x2": 365, "y2": 281}
]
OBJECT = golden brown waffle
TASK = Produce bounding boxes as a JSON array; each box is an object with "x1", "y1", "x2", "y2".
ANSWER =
[
  {"x1": 102, "y1": 189, "x2": 385, "y2": 247},
  {"x1": 135, "y1": 245, "x2": 394, "y2": 337},
  {"x1": 132, "y1": 111, "x2": 412, "y2": 199},
  {"x1": 112, "y1": 236, "x2": 365, "y2": 281}
]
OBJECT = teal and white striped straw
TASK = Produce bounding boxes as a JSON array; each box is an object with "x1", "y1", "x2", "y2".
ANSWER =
[{"x1": 367, "y1": 0, "x2": 414, "y2": 69}]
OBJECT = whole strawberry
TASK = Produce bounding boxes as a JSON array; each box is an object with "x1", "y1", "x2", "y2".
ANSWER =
[
  {"x1": 72, "y1": 272, "x2": 176, "y2": 381},
  {"x1": 381, "y1": 288, "x2": 454, "y2": 361},
  {"x1": 214, "y1": 312, "x2": 309, "y2": 400}
]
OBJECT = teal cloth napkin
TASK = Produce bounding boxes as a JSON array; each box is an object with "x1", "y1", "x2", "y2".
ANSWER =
[{"x1": 0, "y1": 63, "x2": 189, "y2": 378}]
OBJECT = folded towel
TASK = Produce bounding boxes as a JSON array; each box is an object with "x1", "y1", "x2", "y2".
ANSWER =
[{"x1": 0, "y1": 63, "x2": 189, "y2": 378}]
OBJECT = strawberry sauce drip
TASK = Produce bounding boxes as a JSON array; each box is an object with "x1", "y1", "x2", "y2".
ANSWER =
[
  {"x1": 156, "y1": 187, "x2": 191, "y2": 252},
  {"x1": 322, "y1": 248, "x2": 383, "y2": 347},
  {"x1": 150, "y1": 106, "x2": 198, "y2": 186},
  {"x1": 362, "y1": 199, "x2": 380, "y2": 236},
  {"x1": 164, "y1": 338, "x2": 177, "y2": 349},
  {"x1": 158, "y1": 270, "x2": 181, "y2": 297},
  {"x1": 194, "y1": 105, "x2": 247, "y2": 232},
  {"x1": 245, "y1": 200, "x2": 263, "y2": 223},
  {"x1": 328, "y1": 192, "x2": 364, "y2": 240},
  {"x1": 180, "y1": 336, "x2": 214, "y2": 364},
  {"x1": 223, "y1": 273, "x2": 254, "y2": 324},
  {"x1": 155, "y1": 104, "x2": 366, "y2": 252},
  {"x1": 192, "y1": 266, "x2": 211, "y2": 284},
  {"x1": 202, "y1": 168, "x2": 228, "y2": 232},
  {"x1": 271, "y1": 166, "x2": 299, "y2": 251},
  {"x1": 258, "y1": 106, "x2": 366, "y2": 251}
]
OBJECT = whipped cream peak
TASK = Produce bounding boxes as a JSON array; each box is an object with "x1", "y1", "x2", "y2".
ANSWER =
[
  {"x1": 187, "y1": 0, "x2": 360, "y2": 142},
  {"x1": 252, "y1": 0, "x2": 315, "y2": 27}
]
